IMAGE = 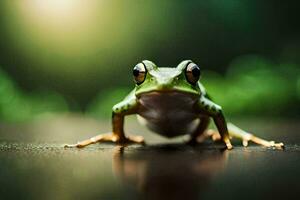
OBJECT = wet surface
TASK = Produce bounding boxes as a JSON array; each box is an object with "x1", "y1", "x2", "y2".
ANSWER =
[{"x1": 0, "y1": 116, "x2": 299, "y2": 200}]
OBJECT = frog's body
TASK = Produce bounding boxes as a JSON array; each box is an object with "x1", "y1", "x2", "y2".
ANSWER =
[
  {"x1": 65, "y1": 60, "x2": 284, "y2": 149},
  {"x1": 137, "y1": 90, "x2": 200, "y2": 137}
]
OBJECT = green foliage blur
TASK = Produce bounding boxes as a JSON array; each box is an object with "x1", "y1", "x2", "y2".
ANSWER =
[
  {"x1": 0, "y1": 0, "x2": 299, "y2": 122},
  {"x1": 0, "y1": 68, "x2": 68, "y2": 122}
]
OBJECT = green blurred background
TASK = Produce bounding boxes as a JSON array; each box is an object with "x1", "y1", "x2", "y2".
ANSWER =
[{"x1": 0, "y1": 0, "x2": 299, "y2": 122}]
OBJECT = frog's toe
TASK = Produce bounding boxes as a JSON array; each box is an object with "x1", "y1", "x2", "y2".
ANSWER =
[
  {"x1": 242, "y1": 137, "x2": 252, "y2": 147},
  {"x1": 64, "y1": 143, "x2": 78, "y2": 148},
  {"x1": 223, "y1": 138, "x2": 233, "y2": 150},
  {"x1": 268, "y1": 141, "x2": 284, "y2": 148},
  {"x1": 242, "y1": 140, "x2": 249, "y2": 147},
  {"x1": 124, "y1": 135, "x2": 145, "y2": 145}
]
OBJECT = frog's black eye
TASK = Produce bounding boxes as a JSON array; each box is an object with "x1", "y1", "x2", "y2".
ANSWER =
[
  {"x1": 133, "y1": 63, "x2": 147, "y2": 85},
  {"x1": 185, "y1": 62, "x2": 201, "y2": 85}
]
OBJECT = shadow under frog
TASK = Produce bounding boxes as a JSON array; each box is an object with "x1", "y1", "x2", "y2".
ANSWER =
[{"x1": 112, "y1": 144, "x2": 228, "y2": 200}]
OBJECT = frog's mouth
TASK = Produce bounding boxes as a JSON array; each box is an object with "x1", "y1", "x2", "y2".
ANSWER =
[
  {"x1": 137, "y1": 90, "x2": 198, "y2": 98},
  {"x1": 136, "y1": 87, "x2": 200, "y2": 99},
  {"x1": 136, "y1": 90, "x2": 200, "y2": 107}
]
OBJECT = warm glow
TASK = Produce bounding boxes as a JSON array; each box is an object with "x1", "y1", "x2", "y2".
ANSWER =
[
  {"x1": 2, "y1": 0, "x2": 167, "y2": 75},
  {"x1": 23, "y1": 0, "x2": 93, "y2": 28},
  {"x1": 31, "y1": 0, "x2": 77, "y2": 18}
]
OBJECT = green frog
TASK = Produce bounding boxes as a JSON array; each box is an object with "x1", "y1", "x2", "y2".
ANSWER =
[{"x1": 65, "y1": 60, "x2": 284, "y2": 149}]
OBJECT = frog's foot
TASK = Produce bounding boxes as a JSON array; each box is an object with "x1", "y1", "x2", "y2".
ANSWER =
[
  {"x1": 188, "y1": 130, "x2": 233, "y2": 149},
  {"x1": 227, "y1": 123, "x2": 284, "y2": 148},
  {"x1": 205, "y1": 129, "x2": 222, "y2": 141},
  {"x1": 204, "y1": 130, "x2": 232, "y2": 149},
  {"x1": 64, "y1": 133, "x2": 145, "y2": 148},
  {"x1": 188, "y1": 129, "x2": 221, "y2": 144}
]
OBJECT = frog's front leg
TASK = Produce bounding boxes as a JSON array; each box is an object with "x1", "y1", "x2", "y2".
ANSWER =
[
  {"x1": 195, "y1": 96, "x2": 233, "y2": 149},
  {"x1": 64, "y1": 96, "x2": 144, "y2": 148}
]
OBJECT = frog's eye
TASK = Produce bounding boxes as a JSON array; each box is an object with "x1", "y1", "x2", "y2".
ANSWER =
[
  {"x1": 133, "y1": 63, "x2": 147, "y2": 85},
  {"x1": 185, "y1": 62, "x2": 201, "y2": 85}
]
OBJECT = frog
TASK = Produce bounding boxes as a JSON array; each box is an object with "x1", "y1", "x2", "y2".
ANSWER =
[{"x1": 65, "y1": 60, "x2": 284, "y2": 149}]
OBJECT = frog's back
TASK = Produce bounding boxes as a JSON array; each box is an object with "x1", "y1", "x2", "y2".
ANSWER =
[{"x1": 136, "y1": 91, "x2": 200, "y2": 137}]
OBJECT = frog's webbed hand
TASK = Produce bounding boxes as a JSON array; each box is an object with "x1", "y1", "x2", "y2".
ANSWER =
[
  {"x1": 196, "y1": 96, "x2": 233, "y2": 149},
  {"x1": 64, "y1": 95, "x2": 145, "y2": 148}
]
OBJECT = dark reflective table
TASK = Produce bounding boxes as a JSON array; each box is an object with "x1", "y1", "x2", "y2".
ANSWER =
[{"x1": 0, "y1": 116, "x2": 299, "y2": 200}]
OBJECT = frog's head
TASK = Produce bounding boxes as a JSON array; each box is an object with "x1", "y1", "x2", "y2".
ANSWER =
[{"x1": 133, "y1": 60, "x2": 202, "y2": 97}]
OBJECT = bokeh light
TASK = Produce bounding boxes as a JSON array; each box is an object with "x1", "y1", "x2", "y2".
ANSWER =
[{"x1": 0, "y1": 0, "x2": 299, "y2": 121}]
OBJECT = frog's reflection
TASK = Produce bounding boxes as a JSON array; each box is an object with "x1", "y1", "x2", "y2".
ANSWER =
[{"x1": 112, "y1": 144, "x2": 228, "y2": 200}]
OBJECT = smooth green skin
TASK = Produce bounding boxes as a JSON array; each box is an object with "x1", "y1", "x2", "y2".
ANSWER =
[
  {"x1": 113, "y1": 60, "x2": 222, "y2": 117},
  {"x1": 109, "y1": 60, "x2": 232, "y2": 149}
]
